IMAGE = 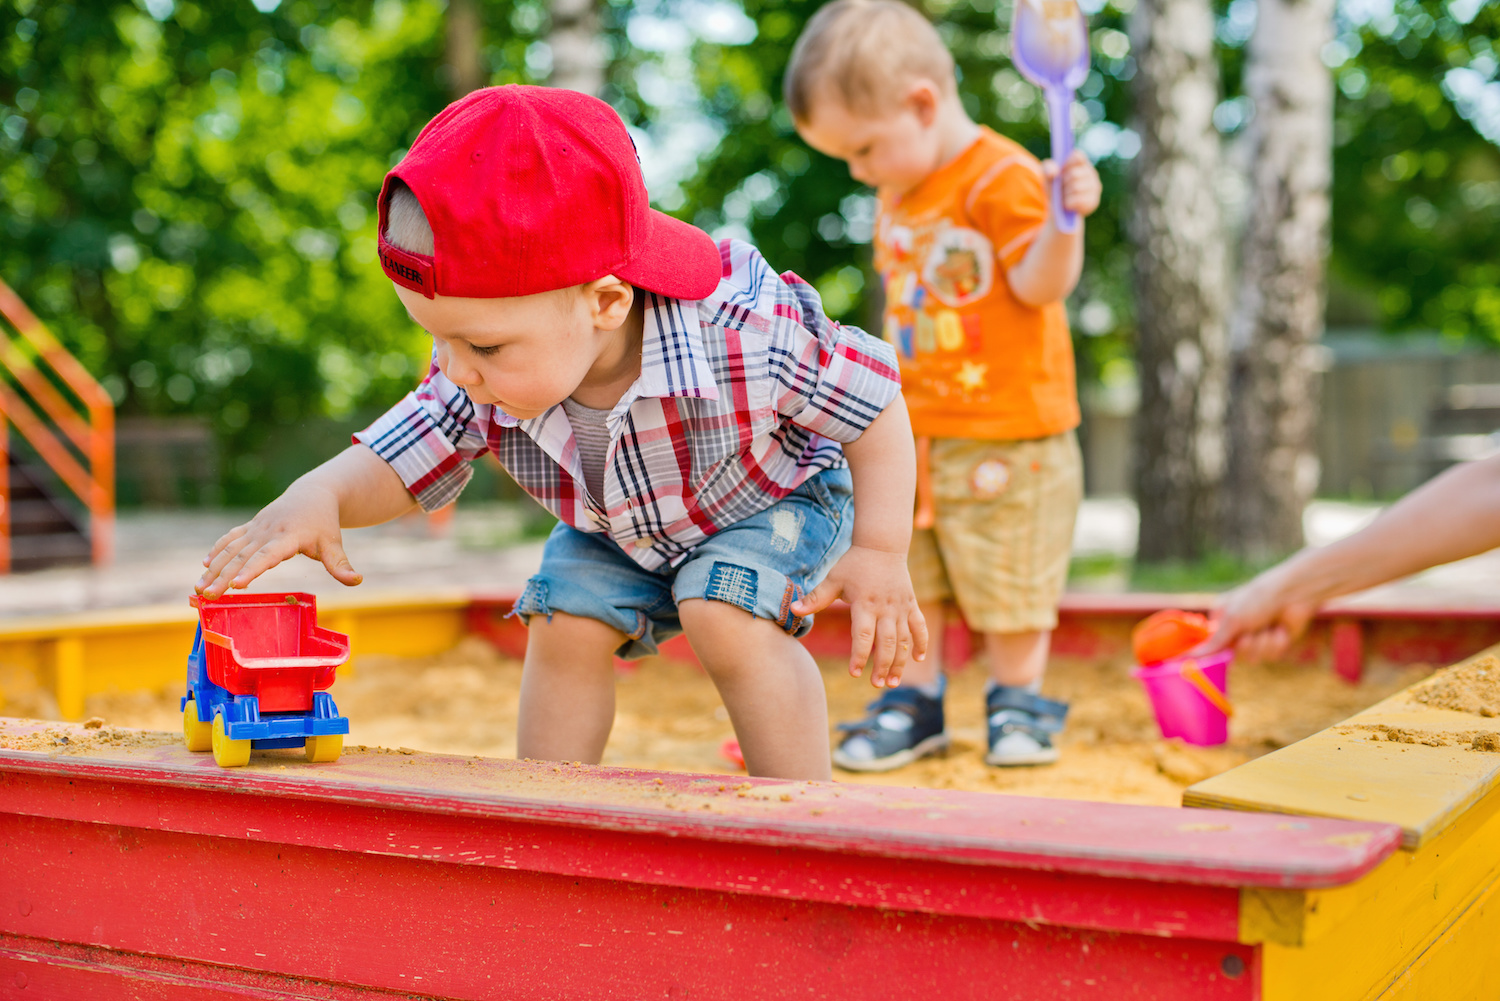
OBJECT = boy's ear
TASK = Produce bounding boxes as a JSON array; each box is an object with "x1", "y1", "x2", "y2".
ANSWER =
[
  {"x1": 905, "y1": 79, "x2": 942, "y2": 127},
  {"x1": 585, "y1": 275, "x2": 636, "y2": 330}
]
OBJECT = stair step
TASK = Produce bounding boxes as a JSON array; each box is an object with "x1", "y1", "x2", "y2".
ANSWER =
[
  {"x1": 7, "y1": 531, "x2": 92, "y2": 571},
  {"x1": 7, "y1": 498, "x2": 75, "y2": 534}
]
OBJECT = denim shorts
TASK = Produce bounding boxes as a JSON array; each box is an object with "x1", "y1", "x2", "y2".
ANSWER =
[{"x1": 512, "y1": 467, "x2": 854, "y2": 659}]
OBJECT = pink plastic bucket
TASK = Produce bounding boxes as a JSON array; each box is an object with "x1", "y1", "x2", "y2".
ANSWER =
[{"x1": 1131, "y1": 649, "x2": 1234, "y2": 746}]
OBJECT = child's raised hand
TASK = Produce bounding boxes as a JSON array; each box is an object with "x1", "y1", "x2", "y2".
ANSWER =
[
  {"x1": 1043, "y1": 150, "x2": 1102, "y2": 220},
  {"x1": 196, "y1": 483, "x2": 362, "y2": 598},
  {"x1": 791, "y1": 545, "x2": 929, "y2": 688}
]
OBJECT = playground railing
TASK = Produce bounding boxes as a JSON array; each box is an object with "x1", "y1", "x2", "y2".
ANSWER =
[{"x1": 0, "y1": 278, "x2": 114, "y2": 572}]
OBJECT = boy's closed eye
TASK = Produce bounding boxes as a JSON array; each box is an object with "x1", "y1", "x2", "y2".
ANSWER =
[{"x1": 470, "y1": 342, "x2": 501, "y2": 358}]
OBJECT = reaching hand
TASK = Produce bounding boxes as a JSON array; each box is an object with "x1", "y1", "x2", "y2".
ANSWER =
[
  {"x1": 791, "y1": 545, "x2": 929, "y2": 688},
  {"x1": 196, "y1": 483, "x2": 362, "y2": 598},
  {"x1": 1196, "y1": 568, "x2": 1318, "y2": 663}
]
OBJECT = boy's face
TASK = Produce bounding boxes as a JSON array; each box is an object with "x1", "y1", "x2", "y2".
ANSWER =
[
  {"x1": 795, "y1": 86, "x2": 944, "y2": 195},
  {"x1": 394, "y1": 283, "x2": 602, "y2": 420}
]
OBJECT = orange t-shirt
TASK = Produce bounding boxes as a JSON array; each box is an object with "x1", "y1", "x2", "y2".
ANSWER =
[{"x1": 874, "y1": 128, "x2": 1080, "y2": 441}]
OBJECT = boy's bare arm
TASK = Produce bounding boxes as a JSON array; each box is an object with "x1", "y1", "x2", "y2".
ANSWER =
[
  {"x1": 197, "y1": 445, "x2": 419, "y2": 597},
  {"x1": 792, "y1": 394, "x2": 929, "y2": 687},
  {"x1": 1202, "y1": 454, "x2": 1500, "y2": 661},
  {"x1": 1004, "y1": 151, "x2": 1102, "y2": 307}
]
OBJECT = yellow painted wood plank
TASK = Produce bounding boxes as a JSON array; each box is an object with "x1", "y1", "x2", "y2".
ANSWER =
[
  {"x1": 1187, "y1": 647, "x2": 1500, "y2": 849},
  {"x1": 1252, "y1": 780, "x2": 1500, "y2": 1001},
  {"x1": 1376, "y1": 871, "x2": 1500, "y2": 1000}
]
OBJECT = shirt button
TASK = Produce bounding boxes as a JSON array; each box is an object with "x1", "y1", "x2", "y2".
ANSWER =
[{"x1": 633, "y1": 537, "x2": 653, "y2": 549}]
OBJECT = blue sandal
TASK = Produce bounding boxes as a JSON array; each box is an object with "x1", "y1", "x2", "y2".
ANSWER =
[
  {"x1": 833, "y1": 688, "x2": 950, "y2": 772},
  {"x1": 985, "y1": 686, "x2": 1068, "y2": 766}
]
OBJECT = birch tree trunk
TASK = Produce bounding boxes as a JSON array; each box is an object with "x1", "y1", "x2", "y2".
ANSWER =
[
  {"x1": 548, "y1": 0, "x2": 607, "y2": 95},
  {"x1": 1222, "y1": 0, "x2": 1336, "y2": 562},
  {"x1": 446, "y1": 0, "x2": 484, "y2": 98},
  {"x1": 1128, "y1": 0, "x2": 1229, "y2": 563}
]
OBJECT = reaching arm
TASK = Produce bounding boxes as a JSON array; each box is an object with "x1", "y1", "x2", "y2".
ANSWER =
[
  {"x1": 1202, "y1": 453, "x2": 1500, "y2": 660},
  {"x1": 1003, "y1": 151, "x2": 1100, "y2": 307},
  {"x1": 792, "y1": 394, "x2": 929, "y2": 686},
  {"x1": 196, "y1": 445, "x2": 419, "y2": 597}
]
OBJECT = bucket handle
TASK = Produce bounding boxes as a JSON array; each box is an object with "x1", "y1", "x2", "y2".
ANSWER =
[{"x1": 1179, "y1": 659, "x2": 1234, "y2": 718}]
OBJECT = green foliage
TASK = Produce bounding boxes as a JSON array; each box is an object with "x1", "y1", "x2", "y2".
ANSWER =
[
  {"x1": 1326, "y1": 0, "x2": 1500, "y2": 341},
  {"x1": 0, "y1": 0, "x2": 547, "y2": 502}
]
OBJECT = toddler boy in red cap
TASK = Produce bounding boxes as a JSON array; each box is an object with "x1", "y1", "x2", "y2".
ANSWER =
[{"x1": 197, "y1": 85, "x2": 927, "y2": 780}]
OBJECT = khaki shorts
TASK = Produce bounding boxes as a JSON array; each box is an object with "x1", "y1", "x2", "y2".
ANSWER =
[{"x1": 909, "y1": 431, "x2": 1082, "y2": 634}]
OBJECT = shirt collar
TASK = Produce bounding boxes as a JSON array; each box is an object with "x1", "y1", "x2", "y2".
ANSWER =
[{"x1": 632, "y1": 292, "x2": 720, "y2": 401}]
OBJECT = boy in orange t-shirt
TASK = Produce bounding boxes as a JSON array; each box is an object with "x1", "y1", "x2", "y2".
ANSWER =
[{"x1": 788, "y1": 0, "x2": 1101, "y2": 769}]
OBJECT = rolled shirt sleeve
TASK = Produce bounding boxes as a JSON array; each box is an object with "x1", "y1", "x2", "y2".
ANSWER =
[
  {"x1": 353, "y1": 360, "x2": 488, "y2": 512},
  {"x1": 769, "y1": 269, "x2": 903, "y2": 444}
]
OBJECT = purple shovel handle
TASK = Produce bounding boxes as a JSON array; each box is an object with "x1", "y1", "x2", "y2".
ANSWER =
[{"x1": 1045, "y1": 87, "x2": 1079, "y2": 233}]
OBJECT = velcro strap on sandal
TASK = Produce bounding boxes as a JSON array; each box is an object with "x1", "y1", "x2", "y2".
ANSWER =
[
  {"x1": 985, "y1": 688, "x2": 1069, "y2": 733},
  {"x1": 836, "y1": 689, "x2": 929, "y2": 733}
]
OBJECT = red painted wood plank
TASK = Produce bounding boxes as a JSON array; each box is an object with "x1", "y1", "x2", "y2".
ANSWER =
[
  {"x1": 1, "y1": 814, "x2": 1261, "y2": 1001},
  {"x1": 0, "y1": 765, "x2": 1241, "y2": 940},
  {"x1": 0, "y1": 934, "x2": 419, "y2": 1000},
  {"x1": 0, "y1": 721, "x2": 1399, "y2": 890}
]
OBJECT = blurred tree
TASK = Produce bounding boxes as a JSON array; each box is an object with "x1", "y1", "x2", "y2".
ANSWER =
[
  {"x1": 1127, "y1": 0, "x2": 1227, "y2": 563},
  {"x1": 548, "y1": 0, "x2": 606, "y2": 93},
  {"x1": 0, "y1": 0, "x2": 549, "y2": 504},
  {"x1": 1325, "y1": 0, "x2": 1500, "y2": 342},
  {"x1": 1221, "y1": 0, "x2": 1336, "y2": 562}
]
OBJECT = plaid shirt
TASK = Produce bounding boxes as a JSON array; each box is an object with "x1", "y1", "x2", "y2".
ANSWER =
[{"x1": 356, "y1": 240, "x2": 902, "y2": 570}]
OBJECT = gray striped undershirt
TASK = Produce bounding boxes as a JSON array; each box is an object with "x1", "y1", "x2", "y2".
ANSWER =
[{"x1": 560, "y1": 397, "x2": 613, "y2": 503}]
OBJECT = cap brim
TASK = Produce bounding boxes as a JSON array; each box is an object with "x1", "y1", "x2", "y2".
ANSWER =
[{"x1": 615, "y1": 210, "x2": 723, "y2": 301}]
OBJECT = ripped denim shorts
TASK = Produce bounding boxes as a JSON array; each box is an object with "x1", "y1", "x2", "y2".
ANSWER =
[{"x1": 511, "y1": 467, "x2": 853, "y2": 660}]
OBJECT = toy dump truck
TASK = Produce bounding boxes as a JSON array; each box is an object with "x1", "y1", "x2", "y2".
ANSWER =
[{"x1": 181, "y1": 592, "x2": 351, "y2": 768}]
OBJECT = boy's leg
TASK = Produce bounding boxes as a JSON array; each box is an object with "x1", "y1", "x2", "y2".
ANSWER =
[
  {"x1": 516, "y1": 611, "x2": 628, "y2": 763},
  {"x1": 982, "y1": 628, "x2": 1051, "y2": 689},
  {"x1": 679, "y1": 599, "x2": 832, "y2": 781},
  {"x1": 510, "y1": 521, "x2": 677, "y2": 765}
]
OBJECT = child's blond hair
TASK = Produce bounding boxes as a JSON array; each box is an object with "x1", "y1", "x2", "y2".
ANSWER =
[{"x1": 783, "y1": 0, "x2": 956, "y2": 122}]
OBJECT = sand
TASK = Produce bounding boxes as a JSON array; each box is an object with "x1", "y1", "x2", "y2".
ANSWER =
[
  {"x1": 1408, "y1": 653, "x2": 1500, "y2": 717},
  {"x1": 51, "y1": 636, "x2": 1430, "y2": 808}
]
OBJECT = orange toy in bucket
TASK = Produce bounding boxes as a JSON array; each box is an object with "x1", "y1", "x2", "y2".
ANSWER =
[
  {"x1": 1131, "y1": 610, "x2": 1233, "y2": 746},
  {"x1": 1132, "y1": 609, "x2": 1213, "y2": 665}
]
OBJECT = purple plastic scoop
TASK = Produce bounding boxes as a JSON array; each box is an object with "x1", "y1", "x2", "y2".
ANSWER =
[{"x1": 1011, "y1": 0, "x2": 1091, "y2": 233}]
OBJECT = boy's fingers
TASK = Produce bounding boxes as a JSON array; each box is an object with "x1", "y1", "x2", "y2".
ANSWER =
[
  {"x1": 909, "y1": 607, "x2": 930, "y2": 661},
  {"x1": 869, "y1": 619, "x2": 899, "y2": 686},
  {"x1": 230, "y1": 539, "x2": 299, "y2": 589},
  {"x1": 205, "y1": 524, "x2": 247, "y2": 566},
  {"x1": 849, "y1": 611, "x2": 876, "y2": 680},
  {"x1": 318, "y1": 538, "x2": 363, "y2": 586},
  {"x1": 792, "y1": 581, "x2": 838, "y2": 617}
]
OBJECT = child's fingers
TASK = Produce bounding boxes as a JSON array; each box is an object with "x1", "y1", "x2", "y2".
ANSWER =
[
  {"x1": 867, "y1": 617, "x2": 901, "y2": 687},
  {"x1": 198, "y1": 534, "x2": 255, "y2": 594},
  {"x1": 909, "y1": 605, "x2": 930, "y2": 662},
  {"x1": 318, "y1": 537, "x2": 363, "y2": 586},
  {"x1": 204, "y1": 524, "x2": 248, "y2": 567},
  {"x1": 229, "y1": 538, "x2": 300, "y2": 590},
  {"x1": 792, "y1": 579, "x2": 839, "y2": 617},
  {"x1": 848, "y1": 609, "x2": 876, "y2": 679}
]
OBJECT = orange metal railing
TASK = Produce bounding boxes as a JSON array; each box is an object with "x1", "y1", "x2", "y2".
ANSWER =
[{"x1": 0, "y1": 278, "x2": 115, "y2": 572}]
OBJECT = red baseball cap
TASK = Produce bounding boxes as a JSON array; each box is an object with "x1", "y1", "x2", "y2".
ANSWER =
[{"x1": 377, "y1": 85, "x2": 722, "y2": 301}]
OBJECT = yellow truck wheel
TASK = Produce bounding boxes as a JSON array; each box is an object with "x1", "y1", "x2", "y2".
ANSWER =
[
  {"x1": 304, "y1": 734, "x2": 343, "y2": 763},
  {"x1": 211, "y1": 713, "x2": 252, "y2": 768},
  {"x1": 182, "y1": 700, "x2": 213, "y2": 752}
]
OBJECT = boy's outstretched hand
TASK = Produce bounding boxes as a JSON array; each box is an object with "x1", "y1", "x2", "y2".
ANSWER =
[
  {"x1": 792, "y1": 545, "x2": 928, "y2": 689},
  {"x1": 197, "y1": 482, "x2": 362, "y2": 598},
  {"x1": 1043, "y1": 149, "x2": 1102, "y2": 220}
]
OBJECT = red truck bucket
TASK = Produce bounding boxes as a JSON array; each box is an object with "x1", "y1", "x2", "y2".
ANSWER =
[{"x1": 192, "y1": 593, "x2": 349, "y2": 712}]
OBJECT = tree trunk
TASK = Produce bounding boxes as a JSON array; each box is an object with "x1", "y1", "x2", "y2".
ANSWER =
[
  {"x1": 1222, "y1": 0, "x2": 1336, "y2": 563},
  {"x1": 1128, "y1": 0, "x2": 1229, "y2": 563},
  {"x1": 446, "y1": 0, "x2": 485, "y2": 98},
  {"x1": 548, "y1": 0, "x2": 606, "y2": 95}
]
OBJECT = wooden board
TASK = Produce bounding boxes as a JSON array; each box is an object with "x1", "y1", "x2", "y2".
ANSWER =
[{"x1": 1185, "y1": 648, "x2": 1500, "y2": 849}]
